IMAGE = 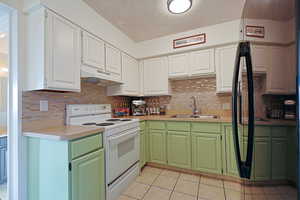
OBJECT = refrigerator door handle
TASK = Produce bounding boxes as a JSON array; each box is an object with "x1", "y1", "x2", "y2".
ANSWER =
[{"x1": 232, "y1": 42, "x2": 255, "y2": 179}]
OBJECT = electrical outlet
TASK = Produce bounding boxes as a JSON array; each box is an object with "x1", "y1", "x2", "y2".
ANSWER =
[{"x1": 40, "y1": 100, "x2": 48, "y2": 112}]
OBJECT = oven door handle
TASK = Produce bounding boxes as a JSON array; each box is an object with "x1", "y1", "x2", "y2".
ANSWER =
[{"x1": 109, "y1": 129, "x2": 139, "y2": 145}]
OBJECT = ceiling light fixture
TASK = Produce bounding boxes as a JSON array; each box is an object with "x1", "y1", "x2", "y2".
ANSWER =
[
  {"x1": 0, "y1": 68, "x2": 8, "y2": 72},
  {"x1": 0, "y1": 33, "x2": 6, "y2": 38},
  {"x1": 167, "y1": 0, "x2": 192, "y2": 14}
]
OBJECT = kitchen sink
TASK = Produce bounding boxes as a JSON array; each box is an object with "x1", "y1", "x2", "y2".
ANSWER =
[{"x1": 171, "y1": 114, "x2": 218, "y2": 119}]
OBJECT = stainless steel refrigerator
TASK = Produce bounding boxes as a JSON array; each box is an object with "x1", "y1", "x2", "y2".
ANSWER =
[{"x1": 232, "y1": 0, "x2": 298, "y2": 199}]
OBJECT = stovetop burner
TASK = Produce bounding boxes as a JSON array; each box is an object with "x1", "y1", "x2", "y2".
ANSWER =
[
  {"x1": 82, "y1": 122, "x2": 97, "y2": 126},
  {"x1": 106, "y1": 119, "x2": 121, "y2": 122},
  {"x1": 96, "y1": 123, "x2": 115, "y2": 126},
  {"x1": 121, "y1": 119, "x2": 132, "y2": 121}
]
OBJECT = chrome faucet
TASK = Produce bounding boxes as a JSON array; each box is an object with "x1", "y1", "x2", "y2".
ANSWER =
[{"x1": 191, "y1": 96, "x2": 199, "y2": 116}]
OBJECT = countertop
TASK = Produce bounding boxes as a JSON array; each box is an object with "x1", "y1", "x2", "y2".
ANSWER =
[
  {"x1": 117, "y1": 115, "x2": 296, "y2": 126},
  {"x1": 0, "y1": 127, "x2": 7, "y2": 138},
  {"x1": 23, "y1": 125, "x2": 105, "y2": 141}
]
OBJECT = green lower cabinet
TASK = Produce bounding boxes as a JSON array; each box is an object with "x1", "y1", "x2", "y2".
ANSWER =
[
  {"x1": 191, "y1": 132, "x2": 222, "y2": 174},
  {"x1": 224, "y1": 126, "x2": 241, "y2": 177},
  {"x1": 27, "y1": 133, "x2": 105, "y2": 200},
  {"x1": 271, "y1": 138, "x2": 287, "y2": 180},
  {"x1": 167, "y1": 131, "x2": 191, "y2": 169},
  {"x1": 72, "y1": 149, "x2": 105, "y2": 200},
  {"x1": 140, "y1": 130, "x2": 146, "y2": 168},
  {"x1": 253, "y1": 137, "x2": 271, "y2": 181},
  {"x1": 149, "y1": 129, "x2": 167, "y2": 164}
]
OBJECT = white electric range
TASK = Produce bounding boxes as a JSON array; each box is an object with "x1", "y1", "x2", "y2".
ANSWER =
[{"x1": 66, "y1": 104, "x2": 140, "y2": 200}]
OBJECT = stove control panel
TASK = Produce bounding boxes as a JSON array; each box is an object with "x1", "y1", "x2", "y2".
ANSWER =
[{"x1": 66, "y1": 104, "x2": 112, "y2": 116}]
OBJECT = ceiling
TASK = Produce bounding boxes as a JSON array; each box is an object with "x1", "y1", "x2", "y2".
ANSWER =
[{"x1": 83, "y1": 0, "x2": 246, "y2": 42}]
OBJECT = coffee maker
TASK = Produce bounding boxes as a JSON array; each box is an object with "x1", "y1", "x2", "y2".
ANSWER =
[{"x1": 132, "y1": 100, "x2": 146, "y2": 116}]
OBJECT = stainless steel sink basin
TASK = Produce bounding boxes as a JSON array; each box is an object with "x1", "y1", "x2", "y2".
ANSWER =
[{"x1": 171, "y1": 114, "x2": 218, "y2": 119}]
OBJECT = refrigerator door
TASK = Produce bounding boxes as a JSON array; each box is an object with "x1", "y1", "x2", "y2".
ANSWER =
[{"x1": 232, "y1": 0, "x2": 297, "y2": 199}]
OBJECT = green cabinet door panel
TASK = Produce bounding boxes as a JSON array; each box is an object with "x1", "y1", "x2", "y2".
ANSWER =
[
  {"x1": 191, "y1": 132, "x2": 222, "y2": 174},
  {"x1": 254, "y1": 137, "x2": 271, "y2": 181},
  {"x1": 242, "y1": 137, "x2": 255, "y2": 180},
  {"x1": 167, "y1": 131, "x2": 191, "y2": 169},
  {"x1": 191, "y1": 122, "x2": 221, "y2": 133},
  {"x1": 287, "y1": 127, "x2": 298, "y2": 184},
  {"x1": 149, "y1": 130, "x2": 167, "y2": 164},
  {"x1": 140, "y1": 130, "x2": 146, "y2": 168},
  {"x1": 271, "y1": 138, "x2": 287, "y2": 180},
  {"x1": 72, "y1": 149, "x2": 105, "y2": 200},
  {"x1": 224, "y1": 126, "x2": 242, "y2": 177}
]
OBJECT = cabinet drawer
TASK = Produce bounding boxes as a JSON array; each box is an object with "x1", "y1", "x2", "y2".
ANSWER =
[
  {"x1": 271, "y1": 127, "x2": 287, "y2": 138},
  {"x1": 191, "y1": 123, "x2": 221, "y2": 133},
  {"x1": 148, "y1": 121, "x2": 166, "y2": 130},
  {"x1": 167, "y1": 122, "x2": 190, "y2": 132},
  {"x1": 140, "y1": 121, "x2": 146, "y2": 131},
  {"x1": 244, "y1": 126, "x2": 271, "y2": 137},
  {"x1": 71, "y1": 134, "x2": 102, "y2": 160}
]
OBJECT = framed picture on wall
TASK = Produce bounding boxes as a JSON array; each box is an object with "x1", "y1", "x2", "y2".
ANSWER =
[
  {"x1": 173, "y1": 33, "x2": 206, "y2": 49},
  {"x1": 246, "y1": 25, "x2": 265, "y2": 38}
]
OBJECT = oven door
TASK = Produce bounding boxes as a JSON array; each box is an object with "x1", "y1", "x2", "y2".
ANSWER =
[{"x1": 107, "y1": 128, "x2": 140, "y2": 184}]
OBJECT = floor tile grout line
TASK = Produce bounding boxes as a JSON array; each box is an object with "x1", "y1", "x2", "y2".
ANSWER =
[
  {"x1": 197, "y1": 175, "x2": 201, "y2": 199},
  {"x1": 141, "y1": 167, "x2": 162, "y2": 200},
  {"x1": 168, "y1": 172, "x2": 181, "y2": 200}
]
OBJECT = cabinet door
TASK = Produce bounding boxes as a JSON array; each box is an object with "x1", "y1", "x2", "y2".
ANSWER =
[
  {"x1": 0, "y1": 138, "x2": 7, "y2": 184},
  {"x1": 189, "y1": 49, "x2": 215, "y2": 76},
  {"x1": 72, "y1": 149, "x2": 105, "y2": 200},
  {"x1": 224, "y1": 126, "x2": 241, "y2": 177},
  {"x1": 286, "y1": 44, "x2": 296, "y2": 94},
  {"x1": 122, "y1": 53, "x2": 140, "y2": 95},
  {"x1": 167, "y1": 131, "x2": 191, "y2": 169},
  {"x1": 254, "y1": 138, "x2": 271, "y2": 181},
  {"x1": 271, "y1": 138, "x2": 287, "y2": 180},
  {"x1": 266, "y1": 46, "x2": 287, "y2": 94},
  {"x1": 106, "y1": 44, "x2": 121, "y2": 76},
  {"x1": 215, "y1": 45, "x2": 237, "y2": 93},
  {"x1": 143, "y1": 57, "x2": 169, "y2": 96},
  {"x1": 168, "y1": 53, "x2": 189, "y2": 78},
  {"x1": 82, "y1": 31, "x2": 105, "y2": 71},
  {"x1": 46, "y1": 10, "x2": 81, "y2": 91},
  {"x1": 251, "y1": 45, "x2": 270, "y2": 73},
  {"x1": 140, "y1": 130, "x2": 146, "y2": 168},
  {"x1": 192, "y1": 132, "x2": 222, "y2": 174},
  {"x1": 149, "y1": 130, "x2": 167, "y2": 164}
]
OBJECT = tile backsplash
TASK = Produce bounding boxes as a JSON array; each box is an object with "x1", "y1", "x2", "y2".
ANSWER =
[
  {"x1": 22, "y1": 80, "x2": 129, "y2": 129},
  {"x1": 145, "y1": 77, "x2": 232, "y2": 118}
]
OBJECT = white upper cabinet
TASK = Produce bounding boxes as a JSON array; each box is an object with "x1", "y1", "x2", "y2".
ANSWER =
[
  {"x1": 82, "y1": 31, "x2": 105, "y2": 72},
  {"x1": 215, "y1": 44, "x2": 237, "y2": 93},
  {"x1": 168, "y1": 53, "x2": 189, "y2": 78},
  {"x1": 266, "y1": 46, "x2": 292, "y2": 94},
  {"x1": 25, "y1": 8, "x2": 81, "y2": 92},
  {"x1": 286, "y1": 44, "x2": 296, "y2": 94},
  {"x1": 143, "y1": 57, "x2": 169, "y2": 96},
  {"x1": 250, "y1": 45, "x2": 270, "y2": 73},
  {"x1": 106, "y1": 44, "x2": 122, "y2": 77},
  {"x1": 189, "y1": 49, "x2": 215, "y2": 76},
  {"x1": 107, "y1": 53, "x2": 140, "y2": 96}
]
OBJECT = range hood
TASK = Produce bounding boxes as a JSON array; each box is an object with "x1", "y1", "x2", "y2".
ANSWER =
[{"x1": 81, "y1": 66, "x2": 123, "y2": 86}]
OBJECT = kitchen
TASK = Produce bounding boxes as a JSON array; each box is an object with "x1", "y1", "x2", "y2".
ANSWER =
[{"x1": 2, "y1": 0, "x2": 298, "y2": 200}]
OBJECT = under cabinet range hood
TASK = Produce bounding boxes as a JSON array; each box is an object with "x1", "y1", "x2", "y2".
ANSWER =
[{"x1": 81, "y1": 67, "x2": 123, "y2": 86}]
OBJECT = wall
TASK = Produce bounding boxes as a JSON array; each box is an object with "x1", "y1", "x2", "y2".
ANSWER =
[
  {"x1": 22, "y1": 80, "x2": 128, "y2": 130},
  {"x1": 135, "y1": 20, "x2": 241, "y2": 59}
]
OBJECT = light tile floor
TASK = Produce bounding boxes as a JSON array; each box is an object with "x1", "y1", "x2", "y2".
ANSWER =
[
  {"x1": 118, "y1": 166, "x2": 298, "y2": 200},
  {"x1": 0, "y1": 184, "x2": 7, "y2": 200}
]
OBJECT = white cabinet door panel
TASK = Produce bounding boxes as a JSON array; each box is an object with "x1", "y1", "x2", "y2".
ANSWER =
[
  {"x1": 168, "y1": 53, "x2": 189, "y2": 78},
  {"x1": 215, "y1": 45, "x2": 237, "y2": 93},
  {"x1": 251, "y1": 45, "x2": 270, "y2": 73},
  {"x1": 122, "y1": 54, "x2": 139, "y2": 95},
  {"x1": 82, "y1": 31, "x2": 105, "y2": 72},
  {"x1": 189, "y1": 49, "x2": 215, "y2": 76},
  {"x1": 143, "y1": 57, "x2": 169, "y2": 96},
  {"x1": 46, "y1": 10, "x2": 81, "y2": 91},
  {"x1": 106, "y1": 44, "x2": 121, "y2": 76}
]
